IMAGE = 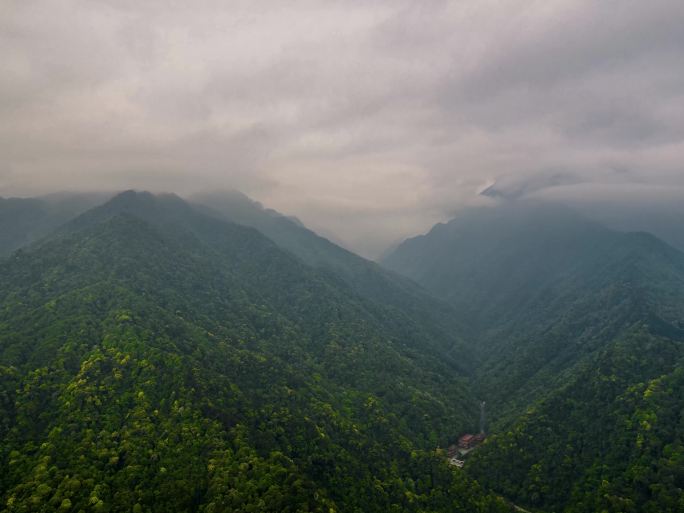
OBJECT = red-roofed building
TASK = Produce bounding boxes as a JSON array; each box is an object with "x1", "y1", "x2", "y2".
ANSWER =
[{"x1": 458, "y1": 433, "x2": 485, "y2": 449}]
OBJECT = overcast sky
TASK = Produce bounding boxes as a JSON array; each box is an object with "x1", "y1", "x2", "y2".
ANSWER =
[{"x1": 2, "y1": 0, "x2": 684, "y2": 257}]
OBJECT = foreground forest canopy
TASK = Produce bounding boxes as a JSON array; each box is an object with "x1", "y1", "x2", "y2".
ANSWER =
[
  {"x1": 1, "y1": 191, "x2": 683, "y2": 512},
  {"x1": 0, "y1": 192, "x2": 506, "y2": 513}
]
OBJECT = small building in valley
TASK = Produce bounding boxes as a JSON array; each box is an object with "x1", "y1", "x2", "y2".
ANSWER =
[{"x1": 457, "y1": 433, "x2": 485, "y2": 450}]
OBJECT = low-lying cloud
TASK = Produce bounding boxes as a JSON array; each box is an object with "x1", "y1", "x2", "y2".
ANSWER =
[{"x1": 2, "y1": 0, "x2": 683, "y2": 257}]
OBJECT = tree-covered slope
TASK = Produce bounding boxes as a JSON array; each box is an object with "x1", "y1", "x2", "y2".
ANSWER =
[
  {"x1": 189, "y1": 190, "x2": 346, "y2": 269},
  {"x1": 384, "y1": 201, "x2": 684, "y2": 512},
  {"x1": 383, "y1": 202, "x2": 626, "y2": 334},
  {"x1": 471, "y1": 227, "x2": 684, "y2": 423},
  {"x1": 0, "y1": 192, "x2": 508, "y2": 513},
  {"x1": 468, "y1": 328, "x2": 684, "y2": 513},
  {"x1": 383, "y1": 202, "x2": 684, "y2": 409},
  {"x1": 192, "y1": 190, "x2": 474, "y2": 367}
]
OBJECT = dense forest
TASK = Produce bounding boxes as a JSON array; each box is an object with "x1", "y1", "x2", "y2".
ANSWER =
[
  {"x1": 5, "y1": 0, "x2": 683, "y2": 510},
  {"x1": 468, "y1": 329, "x2": 684, "y2": 512},
  {"x1": 0, "y1": 192, "x2": 509, "y2": 512},
  {"x1": 385, "y1": 202, "x2": 684, "y2": 512},
  {"x1": 2, "y1": 192, "x2": 684, "y2": 512}
]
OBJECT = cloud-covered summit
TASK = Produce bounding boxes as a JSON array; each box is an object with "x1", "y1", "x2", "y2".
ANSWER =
[{"x1": 2, "y1": 0, "x2": 683, "y2": 257}]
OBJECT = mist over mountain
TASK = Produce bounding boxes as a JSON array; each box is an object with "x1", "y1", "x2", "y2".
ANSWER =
[
  {"x1": 477, "y1": 176, "x2": 684, "y2": 254},
  {"x1": 3, "y1": 0, "x2": 684, "y2": 510},
  {"x1": 4, "y1": 1, "x2": 684, "y2": 258},
  {"x1": 0, "y1": 192, "x2": 111, "y2": 257}
]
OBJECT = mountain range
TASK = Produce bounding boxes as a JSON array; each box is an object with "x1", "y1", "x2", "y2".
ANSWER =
[
  {"x1": 1, "y1": 191, "x2": 683, "y2": 512},
  {"x1": 0, "y1": 191, "x2": 504, "y2": 513}
]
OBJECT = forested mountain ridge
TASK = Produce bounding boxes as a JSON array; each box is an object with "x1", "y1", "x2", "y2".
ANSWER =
[
  {"x1": 383, "y1": 201, "x2": 684, "y2": 512},
  {"x1": 0, "y1": 191, "x2": 509, "y2": 512},
  {"x1": 383, "y1": 202, "x2": 644, "y2": 335},
  {"x1": 67, "y1": 190, "x2": 472, "y2": 370},
  {"x1": 192, "y1": 191, "x2": 474, "y2": 356},
  {"x1": 0, "y1": 189, "x2": 471, "y2": 366},
  {"x1": 4, "y1": 191, "x2": 683, "y2": 512},
  {"x1": 468, "y1": 327, "x2": 684, "y2": 512},
  {"x1": 382, "y1": 202, "x2": 684, "y2": 405}
]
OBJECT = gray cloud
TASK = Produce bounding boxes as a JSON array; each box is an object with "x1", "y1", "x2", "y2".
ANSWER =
[{"x1": 1, "y1": 0, "x2": 684, "y2": 257}]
